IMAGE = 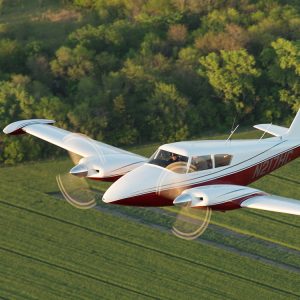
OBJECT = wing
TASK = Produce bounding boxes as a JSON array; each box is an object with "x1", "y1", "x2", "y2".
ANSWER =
[
  {"x1": 174, "y1": 184, "x2": 300, "y2": 216},
  {"x1": 3, "y1": 119, "x2": 142, "y2": 157},
  {"x1": 3, "y1": 119, "x2": 147, "y2": 181},
  {"x1": 240, "y1": 195, "x2": 300, "y2": 215}
]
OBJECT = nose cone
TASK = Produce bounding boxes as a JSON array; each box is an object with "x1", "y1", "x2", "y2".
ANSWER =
[
  {"x1": 173, "y1": 193, "x2": 192, "y2": 207},
  {"x1": 70, "y1": 163, "x2": 88, "y2": 177},
  {"x1": 102, "y1": 164, "x2": 178, "y2": 206}
]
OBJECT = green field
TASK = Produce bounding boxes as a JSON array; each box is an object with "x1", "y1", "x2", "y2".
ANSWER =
[
  {"x1": 0, "y1": 0, "x2": 95, "y2": 51},
  {"x1": 1, "y1": 130, "x2": 300, "y2": 299}
]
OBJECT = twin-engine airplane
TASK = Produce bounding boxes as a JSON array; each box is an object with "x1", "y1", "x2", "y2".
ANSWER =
[{"x1": 3, "y1": 110, "x2": 300, "y2": 238}]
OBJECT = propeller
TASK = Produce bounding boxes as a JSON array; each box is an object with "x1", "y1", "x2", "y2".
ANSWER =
[
  {"x1": 157, "y1": 161, "x2": 212, "y2": 240},
  {"x1": 56, "y1": 173, "x2": 99, "y2": 209},
  {"x1": 56, "y1": 133, "x2": 103, "y2": 209},
  {"x1": 172, "y1": 201, "x2": 212, "y2": 240}
]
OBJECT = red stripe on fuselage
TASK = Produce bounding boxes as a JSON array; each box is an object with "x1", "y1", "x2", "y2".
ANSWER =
[
  {"x1": 111, "y1": 145, "x2": 300, "y2": 208},
  {"x1": 89, "y1": 174, "x2": 122, "y2": 182}
]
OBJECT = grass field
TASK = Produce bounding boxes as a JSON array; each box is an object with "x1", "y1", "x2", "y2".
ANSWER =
[
  {"x1": 1, "y1": 130, "x2": 300, "y2": 299},
  {"x1": 0, "y1": 0, "x2": 96, "y2": 51}
]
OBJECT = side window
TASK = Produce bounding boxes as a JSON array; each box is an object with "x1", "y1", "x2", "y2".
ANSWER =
[
  {"x1": 214, "y1": 154, "x2": 232, "y2": 168},
  {"x1": 189, "y1": 155, "x2": 213, "y2": 172}
]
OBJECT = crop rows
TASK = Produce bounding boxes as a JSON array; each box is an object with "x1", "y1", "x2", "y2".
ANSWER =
[
  {"x1": 1, "y1": 132, "x2": 300, "y2": 298},
  {"x1": 1, "y1": 174, "x2": 300, "y2": 299}
]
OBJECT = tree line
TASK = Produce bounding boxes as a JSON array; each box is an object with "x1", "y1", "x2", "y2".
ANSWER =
[{"x1": 0, "y1": 0, "x2": 299, "y2": 164}]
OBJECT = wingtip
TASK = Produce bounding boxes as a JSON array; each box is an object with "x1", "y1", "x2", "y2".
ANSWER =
[{"x1": 3, "y1": 119, "x2": 55, "y2": 135}]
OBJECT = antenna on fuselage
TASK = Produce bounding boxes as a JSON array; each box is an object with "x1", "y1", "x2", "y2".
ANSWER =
[
  {"x1": 227, "y1": 124, "x2": 239, "y2": 142},
  {"x1": 227, "y1": 115, "x2": 239, "y2": 142}
]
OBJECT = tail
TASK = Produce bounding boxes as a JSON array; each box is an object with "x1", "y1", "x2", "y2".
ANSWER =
[{"x1": 287, "y1": 109, "x2": 300, "y2": 138}]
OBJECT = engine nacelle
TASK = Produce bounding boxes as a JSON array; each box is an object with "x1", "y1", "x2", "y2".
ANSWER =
[
  {"x1": 70, "y1": 154, "x2": 146, "y2": 182},
  {"x1": 174, "y1": 184, "x2": 266, "y2": 208}
]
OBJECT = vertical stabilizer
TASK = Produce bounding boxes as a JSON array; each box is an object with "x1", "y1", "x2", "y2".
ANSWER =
[{"x1": 288, "y1": 109, "x2": 300, "y2": 137}]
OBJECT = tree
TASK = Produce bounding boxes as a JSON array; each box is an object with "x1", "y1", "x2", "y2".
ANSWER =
[
  {"x1": 26, "y1": 55, "x2": 52, "y2": 85},
  {"x1": 201, "y1": 8, "x2": 241, "y2": 33},
  {"x1": 262, "y1": 38, "x2": 300, "y2": 115},
  {"x1": 146, "y1": 82, "x2": 189, "y2": 142},
  {"x1": 67, "y1": 99, "x2": 108, "y2": 141},
  {"x1": 1, "y1": 136, "x2": 43, "y2": 165},
  {"x1": 0, "y1": 78, "x2": 46, "y2": 164},
  {"x1": 167, "y1": 24, "x2": 187, "y2": 46},
  {"x1": 68, "y1": 24, "x2": 106, "y2": 51},
  {"x1": 35, "y1": 96, "x2": 69, "y2": 123},
  {"x1": 50, "y1": 45, "x2": 95, "y2": 80},
  {"x1": 107, "y1": 94, "x2": 139, "y2": 145},
  {"x1": 195, "y1": 24, "x2": 249, "y2": 53},
  {"x1": 0, "y1": 0, "x2": 4, "y2": 15},
  {"x1": 247, "y1": 5, "x2": 300, "y2": 51},
  {"x1": 73, "y1": 0, "x2": 95, "y2": 8},
  {"x1": 0, "y1": 39, "x2": 24, "y2": 73},
  {"x1": 272, "y1": 38, "x2": 300, "y2": 76},
  {"x1": 199, "y1": 49, "x2": 260, "y2": 113},
  {"x1": 0, "y1": 78, "x2": 36, "y2": 125},
  {"x1": 94, "y1": 0, "x2": 128, "y2": 22}
]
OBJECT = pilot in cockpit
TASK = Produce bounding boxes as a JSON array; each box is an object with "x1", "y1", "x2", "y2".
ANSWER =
[{"x1": 168, "y1": 153, "x2": 179, "y2": 164}]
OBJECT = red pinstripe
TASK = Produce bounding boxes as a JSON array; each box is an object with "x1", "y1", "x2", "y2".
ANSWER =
[{"x1": 110, "y1": 145, "x2": 300, "y2": 209}]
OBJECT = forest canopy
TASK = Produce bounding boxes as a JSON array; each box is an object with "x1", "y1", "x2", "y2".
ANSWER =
[{"x1": 0, "y1": 0, "x2": 299, "y2": 164}]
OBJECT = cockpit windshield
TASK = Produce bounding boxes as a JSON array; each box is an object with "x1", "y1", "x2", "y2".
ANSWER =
[
  {"x1": 148, "y1": 149, "x2": 233, "y2": 174},
  {"x1": 148, "y1": 149, "x2": 189, "y2": 173}
]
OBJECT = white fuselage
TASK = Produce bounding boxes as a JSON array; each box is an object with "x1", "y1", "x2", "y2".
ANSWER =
[{"x1": 102, "y1": 136, "x2": 300, "y2": 208}]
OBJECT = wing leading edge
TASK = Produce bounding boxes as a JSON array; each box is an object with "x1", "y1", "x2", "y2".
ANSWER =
[{"x1": 241, "y1": 195, "x2": 300, "y2": 216}]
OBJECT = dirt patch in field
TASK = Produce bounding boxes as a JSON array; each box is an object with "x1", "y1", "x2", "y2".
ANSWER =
[{"x1": 32, "y1": 9, "x2": 81, "y2": 22}]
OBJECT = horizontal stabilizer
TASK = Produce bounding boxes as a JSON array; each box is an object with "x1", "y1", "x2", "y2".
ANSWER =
[
  {"x1": 241, "y1": 195, "x2": 300, "y2": 216},
  {"x1": 253, "y1": 124, "x2": 288, "y2": 137}
]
